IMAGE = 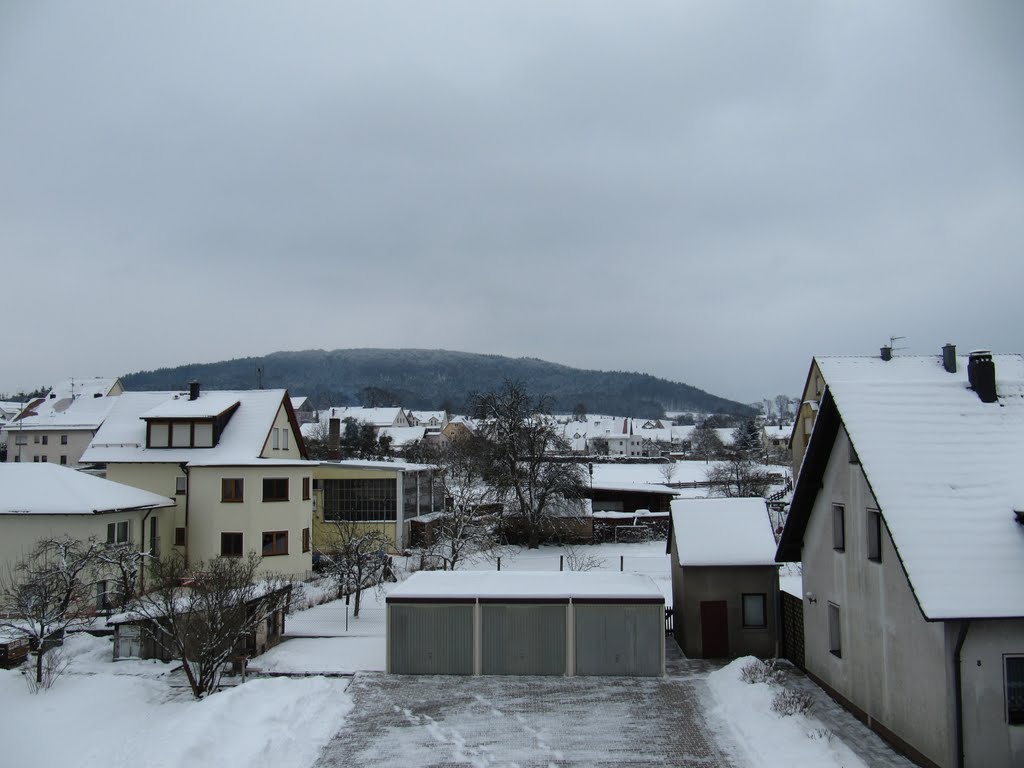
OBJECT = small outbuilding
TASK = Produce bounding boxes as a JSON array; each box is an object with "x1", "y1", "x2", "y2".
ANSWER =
[
  {"x1": 668, "y1": 497, "x2": 780, "y2": 659},
  {"x1": 386, "y1": 571, "x2": 665, "y2": 677}
]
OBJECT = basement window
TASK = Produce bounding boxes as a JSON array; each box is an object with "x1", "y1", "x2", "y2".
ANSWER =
[{"x1": 1007, "y1": 657, "x2": 1024, "y2": 725}]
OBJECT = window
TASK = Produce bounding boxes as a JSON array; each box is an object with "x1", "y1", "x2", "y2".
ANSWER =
[
  {"x1": 867, "y1": 508, "x2": 882, "y2": 561},
  {"x1": 832, "y1": 504, "x2": 845, "y2": 551},
  {"x1": 174, "y1": 527, "x2": 186, "y2": 546},
  {"x1": 263, "y1": 478, "x2": 289, "y2": 502},
  {"x1": 302, "y1": 477, "x2": 311, "y2": 501},
  {"x1": 32, "y1": 456, "x2": 40, "y2": 463},
  {"x1": 33, "y1": 435, "x2": 39, "y2": 444},
  {"x1": 272, "y1": 428, "x2": 280, "y2": 450},
  {"x1": 194, "y1": 422, "x2": 213, "y2": 447},
  {"x1": 41, "y1": 435, "x2": 48, "y2": 445},
  {"x1": 221, "y1": 532, "x2": 243, "y2": 557},
  {"x1": 60, "y1": 434, "x2": 68, "y2": 445},
  {"x1": 14, "y1": 434, "x2": 26, "y2": 445},
  {"x1": 221, "y1": 478, "x2": 244, "y2": 503},
  {"x1": 149, "y1": 422, "x2": 169, "y2": 447},
  {"x1": 172, "y1": 422, "x2": 191, "y2": 447},
  {"x1": 322, "y1": 478, "x2": 397, "y2": 522},
  {"x1": 13, "y1": 455, "x2": 19, "y2": 462},
  {"x1": 281, "y1": 429, "x2": 289, "y2": 450},
  {"x1": 150, "y1": 516, "x2": 160, "y2": 558},
  {"x1": 60, "y1": 455, "x2": 68, "y2": 465},
  {"x1": 40, "y1": 455, "x2": 48, "y2": 462},
  {"x1": 828, "y1": 602, "x2": 842, "y2": 657},
  {"x1": 107, "y1": 520, "x2": 130, "y2": 544},
  {"x1": 175, "y1": 476, "x2": 187, "y2": 495},
  {"x1": 1007, "y1": 657, "x2": 1024, "y2": 725},
  {"x1": 742, "y1": 594, "x2": 767, "y2": 628},
  {"x1": 302, "y1": 527, "x2": 310, "y2": 553},
  {"x1": 262, "y1": 530, "x2": 288, "y2": 556},
  {"x1": 848, "y1": 442, "x2": 859, "y2": 464}
]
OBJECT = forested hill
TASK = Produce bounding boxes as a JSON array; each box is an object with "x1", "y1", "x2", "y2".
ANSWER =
[{"x1": 121, "y1": 349, "x2": 755, "y2": 418}]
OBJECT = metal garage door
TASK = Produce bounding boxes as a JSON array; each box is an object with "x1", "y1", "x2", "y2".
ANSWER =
[
  {"x1": 389, "y1": 603, "x2": 474, "y2": 675},
  {"x1": 574, "y1": 603, "x2": 662, "y2": 676},
  {"x1": 481, "y1": 603, "x2": 566, "y2": 675}
]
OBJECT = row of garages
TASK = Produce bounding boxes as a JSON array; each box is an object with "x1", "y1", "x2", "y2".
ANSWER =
[{"x1": 386, "y1": 572, "x2": 665, "y2": 677}]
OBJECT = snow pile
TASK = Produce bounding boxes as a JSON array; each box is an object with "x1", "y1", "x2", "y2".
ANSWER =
[
  {"x1": 707, "y1": 657, "x2": 866, "y2": 768},
  {"x1": 0, "y1": 634, "x2": 352, "y2": 768}
]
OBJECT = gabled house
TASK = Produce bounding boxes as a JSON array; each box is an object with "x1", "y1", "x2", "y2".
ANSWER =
[
  {"x1": 3, "y1": 393, "x2": 118, "y2": 467},
  {"x1": 668, "y1": 497, "x2": 779, "y2": 659},
  {"x1": 325, "y1": 406, "x2": 410, "y2": 430},
  {"x1": 0, "y1": 463, "x2": 174, "y2": 584},
  {"x1": 81, "y1": 384, "x2": 316, "y2": 576},
  {"x1": 776, "y1": 347, "x2": 1024, "y2": 768}
]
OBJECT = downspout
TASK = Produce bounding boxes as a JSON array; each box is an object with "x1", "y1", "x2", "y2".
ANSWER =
[
  {"x1": 139, "y1": 507, "x2": 154, "y2": 594},
  {"x1": 179, "y1": 462, "x2": 190, "y2": 567},
  {"x1": 954, "y1": 620, "x2": 971, "y2": 768}
]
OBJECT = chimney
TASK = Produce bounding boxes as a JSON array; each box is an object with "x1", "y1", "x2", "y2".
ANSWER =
[
  {"x1": 328, "y1": 417, "x2": 341, "y2": 460},
  {"x1": 880, "y1": 346, "x2": 892, "y2": 362},
  {"x1": 942, "y1": 343, "x2": 957, "y2": 374},
  {"x1": 189, "y1": 380, "x2": 200, "y2": 401},
  {"x1": 967, "y1": 351, "x2": 997, "y2": 403}
]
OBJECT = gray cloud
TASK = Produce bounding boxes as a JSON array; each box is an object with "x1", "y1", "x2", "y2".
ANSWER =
[{"x1": 2, "y1": 0, "x2": 1021, "y2": 403}]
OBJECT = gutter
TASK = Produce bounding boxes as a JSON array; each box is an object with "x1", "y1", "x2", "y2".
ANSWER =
[{"x1": 954, "y1": 620, "x2": 971, "y2": 768}]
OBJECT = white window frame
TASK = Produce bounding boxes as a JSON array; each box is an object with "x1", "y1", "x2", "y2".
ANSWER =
[{"x1": 828, "y1": 602, "x2": 842, "y2": 658}]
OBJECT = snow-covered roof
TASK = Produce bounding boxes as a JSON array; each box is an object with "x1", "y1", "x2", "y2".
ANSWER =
[
  {"x1": 671, "y1": 497, "x2": 777, "y2": 566},
  {"x1": 378, "y1": 426, "x2": 426, "y2": 447},
  {"x1": 323, "y1": 406, "x2": 406, "y2": 427},
  {"x1": 387, "y1": 571, "x2": 664, "y2": 601},
  {"x1": 318, "y1": 459, "x2": 434, "y2": 473},
  {"x1": 19, "y1": 377, "x2": 120, "y2": 419},
  {"x1": 783, "y1": 353, "x2": 1024, "y2": 620},
  {"x1": 141, "y1": 393, "x2": 241, "y2": 419},
  {"x1": 0, "y1": 464, "x2": 173, "y2": 515},
  {"x1": 82, "y1": 389, "x2": 299, "y2": 465},
  {"x1": 3, "y1": 393, "x2": 116, "y2": 430}
]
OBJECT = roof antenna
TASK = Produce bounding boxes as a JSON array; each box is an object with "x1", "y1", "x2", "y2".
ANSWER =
[{"x1": 889, "y1": 336, "x2": 907, "y2": 355}]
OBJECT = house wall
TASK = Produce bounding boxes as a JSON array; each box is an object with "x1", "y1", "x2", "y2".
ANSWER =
[
  {"x1": 259, "y1": 405, "x2": 303, "y2": 460},
  {"x1": 312, "y1": 466, "x2": 403, "y2": 552},
  {"x1": 673, "y1": 563, "x2": 779, "y2": 659},
  {"x1": 960, "y1": 618, "x2": 1024, "y2": 768},
  {"x1": 802, "y1": 424, "x2": 954, "y2": 767},
  {"x1": 186, "y1": 465, "x2": 312, "y2": 575},
  {"x1": 0, "y1": 511, "x2": 150, "y2": 576},
  {"x1": 3, "y1": 428, "x2": 96, "y2": 466},
  {"x1": 107, "y1": 462, "x2": 312, "y2": 575},
  {"x1": 791, "y1": 360, "x2": 823, "y2": 476},
  {"x1": 105, "y1": 463, "x2": 186, "y2": 559}
]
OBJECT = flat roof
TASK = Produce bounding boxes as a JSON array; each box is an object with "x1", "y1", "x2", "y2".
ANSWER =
[{"x1": 387, "y1": 571, "x2": 664, "y2": 602}]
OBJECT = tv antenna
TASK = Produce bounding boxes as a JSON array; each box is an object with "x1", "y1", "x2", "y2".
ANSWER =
[{"x1": 889, "y1": 336, "x2": 908, "y2": 354}]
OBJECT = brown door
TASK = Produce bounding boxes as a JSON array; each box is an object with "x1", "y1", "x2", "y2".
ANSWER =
[{"x1": 700, "y1": 600, "x2": 729, "y2": 658}]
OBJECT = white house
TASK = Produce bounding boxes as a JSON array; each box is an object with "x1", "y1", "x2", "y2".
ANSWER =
[
  {"x1": 82, "y1": 384, "x2": 316, "y2": 576},
  {"x1": 777, "y1": 347, "x2": 1024, "y2": 768}
]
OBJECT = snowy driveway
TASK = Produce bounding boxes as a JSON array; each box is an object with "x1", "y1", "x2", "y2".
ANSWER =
[{"x1": 316, "y1": 650, "x2": 738, "y2": 768}]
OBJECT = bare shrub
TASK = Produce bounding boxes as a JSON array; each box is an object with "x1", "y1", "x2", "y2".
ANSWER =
[
  {"x1": 739, "y1": 657, "x2": 784, "y2": 685},
  {"x1": 807, "y1": 727, "x2": 835, "y2": 743},
  {"x1": 22, "y1": 644, "x2": 70, "y2": 693},
  {"x1": 771, "y1": 688, "x2": 814, "y2": 717},
  {"x1": 562, "y1": 545, "x2": 602, "y2": 572}
]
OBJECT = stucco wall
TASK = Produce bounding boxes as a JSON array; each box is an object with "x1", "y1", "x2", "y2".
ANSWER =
[
  {"x1": 3, "y1": 428, "x2": 96, "y2": 466},
  {"x1": 259, "y1": 404, "x2": 303, "y2": 460},
  {"x1": 802, "y1": 424, "x2": 953, "y2": 767},
  {"x1": 960, "y1": 619, "x2": 1024, "y2": 767},
  {"x1": 674, "y1": 563, "x2": 779, "y2": 659}
]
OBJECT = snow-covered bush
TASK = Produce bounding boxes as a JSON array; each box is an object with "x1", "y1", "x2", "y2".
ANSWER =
[
  {"x1": 771, "y1": 688, "x2": 814, "y2": 716},
  {"x1": 739, "y1": 658, "x2": 783, "y2": 685}
]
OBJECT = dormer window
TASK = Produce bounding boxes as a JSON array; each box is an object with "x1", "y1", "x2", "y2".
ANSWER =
[
  {"x1": 142, "y1": 397, "x2": 239, "y2": 449},
  {"x1": 146, "y1": 419, "x2": 219, "y2": 448}
]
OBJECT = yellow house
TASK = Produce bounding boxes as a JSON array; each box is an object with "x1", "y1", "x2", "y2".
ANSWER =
[
  {"x1": 0, "y1": 463, "x2": 174, "y2": 581},
  {"x1": 312, "y1": 459, "x2": 440, "y2": 554},
  {"x1": 81, "y1": 384, "x2": 316, "y2": 576}
]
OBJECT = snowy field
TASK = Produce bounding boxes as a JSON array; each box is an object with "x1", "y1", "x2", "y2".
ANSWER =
[{"x1": 0, "y1": 633, "x2": 352, "y2": 768}]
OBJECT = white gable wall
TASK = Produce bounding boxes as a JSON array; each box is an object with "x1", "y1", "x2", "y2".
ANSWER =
[
  {"x1": 960, "y1": 619, "x2": 1024, "y2": 766},
  {"x1": 260, "y1": 404, "x2": 302, "y2": 459},
  {"x1": 802, "y1": 423, "x2": 954, "y2": 767}
]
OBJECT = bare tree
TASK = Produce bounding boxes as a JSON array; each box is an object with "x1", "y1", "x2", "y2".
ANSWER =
[
  {"x1": 318, "y1": 521, "x2": 391, "y2": 618},
  {"x1": 124, "y1": 553, "x2": 290, "y2": 699},
  {"x1": 774, "y1": 394, "x2": 794, "y2": 424},
  {"x1": 659, "y1": 459, "x2": 678, "y2": 484},
  {"x1": 420, "y1": 434, "x2": 499, "y2": 570},
  {"x1": 0, "y1": 536, "x2": 103, "y2": 689},
  {"x1": 94, "y1": 541, "x2": 148, "y2": 611},
  {"x1": 473, "y1": 381, "x2": 587, "y2": 549},
  {"x1": 705, "y1": 455, "x2": 771, "y2": 498}
]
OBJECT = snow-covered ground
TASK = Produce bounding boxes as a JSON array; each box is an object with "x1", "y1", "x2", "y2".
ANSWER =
[
  {"x1": 0, "y1": 633, "x2": 352, "y2": 768},
  {"x1": 707, "y1": 658, "x2": 867, "y2": 768}
]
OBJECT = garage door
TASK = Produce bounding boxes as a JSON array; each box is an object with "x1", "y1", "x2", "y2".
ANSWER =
[
  {"x1": 574, "y1": 603, "x2": 662, "y2": 676},
  {"x1": 481, "y1": 603, "x2": 566, "y2": 675},
  {"x1": 389, "y1": 603, "x2": 474, "y2": 675}
]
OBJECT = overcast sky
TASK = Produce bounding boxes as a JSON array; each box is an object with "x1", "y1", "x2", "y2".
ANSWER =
[{"x1": 2, "y1": 1, "x2": 1022, "y2": 404}]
